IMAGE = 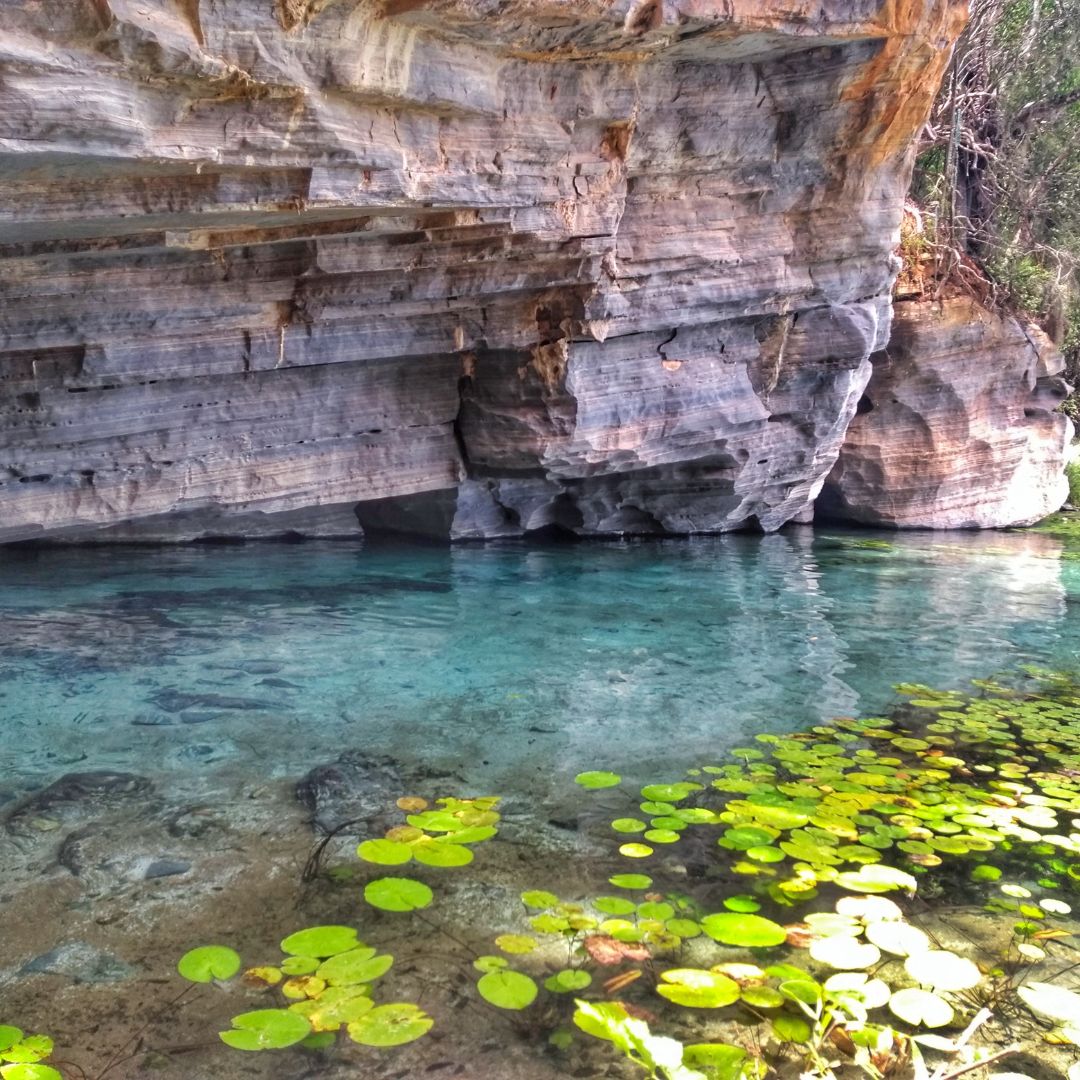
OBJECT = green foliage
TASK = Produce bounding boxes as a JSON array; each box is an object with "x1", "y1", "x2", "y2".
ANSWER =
[
  {"x1": 177, "y1": 945, "x2": 242, "y2": 983},
  {"x1": 0, "y1": 1027, "x2": 61, "y2": 1080}
]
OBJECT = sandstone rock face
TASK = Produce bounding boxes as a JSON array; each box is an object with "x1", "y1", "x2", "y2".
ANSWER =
[
  {"x1": 0, "y1": 0, "x2": 966, "y2": 541},
  {"x1": 821, "y1": 296, "x2": 1074, "y2": 529}
]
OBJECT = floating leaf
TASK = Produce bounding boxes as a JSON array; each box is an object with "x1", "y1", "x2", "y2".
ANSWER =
[
  {"x1": 356, "y1": 839, "x2": 413, "y2": 866},
  {"x1": 242, "y1": 966, "x2": 283, "y2": 988},
  {"x1": 495, "y1": 934, "x2": 537, "y2": 955},
  {"x1": 583, "y1": 935, "x2": 650, "y2": 965},
  {"x1": 290, "y1": 988, "x2": 374, "y2": 1030},
  {"x1": 904, "y1": 951, "x2": 982, "y2": 992},
  {"x1": 219, "y1": 1009, "x2": 312, "y2": 1050},
  {"x1": 740, "y1": 985, "x2": 785, "y2": 1008},
  {"x1": 1017, "y1": 982, "x2": 1080, "y2": 1026},
  {"x1": 618, "y1": 843, "x2": 654, "y2": 859},
  {"x1": 0, "y1": 1031, "x2": 22, "y2": 1055},
  {"x1": 281, "y1": 976, "x2": 326, "y2": 1000},
  {"x1": 347, "y1": 1004, "x2": 433, "y2": 1046},
  {"x1": 317, "y1": 949, "x2": 391, "y2": 986},
  {"x1": 656, "y1": 968, "x2": 740, "y2": 1008},
  {"x1": 835, "y1": 896, "x2": 902, "y2": 922},
  {"x1": 701, "y1": 913, "x2": 788, "y2": 948},
  {"x1": 364, "y1": 878, "x2": 433, "y2": 912},
  {"x1": 477, "y1": 970, "x2": 539, "y2": 1010},
  {"x1": 575, "y1": 771, "x2": 621, "y2": 790},
  {"x1": 396, "y1": 796, "x2": 428, "y2": 812},
  {"x1": 0, "y1": 1067, "x2": 64, "y2": 1080},
  {"x1": 609, "y1": 874, "x2": 652, "y2": 890},
  {"x1": 888, "y1": 988, "x2": 954, "y2": 1028},
  {"x1": 545, "y1": 969, "x2": 592, "y2": 993},
  {"x1": 412, "y1": 842, "x2": 473, "y2": 868},
  {"x1": 809, "y1": 936, "x2": 881, "y2": 970},
  {"x1": 473, "y1": 956, "x2": 508, "y2": 973},
  {"x1": 594, "y1": 897, "x2": 637, "y2": 916},
  {"x1": 521, "y1": 890, "x2": 559, "y2": 909},
  {"x1": 612, "y1": 819, "x2": 647, "y2": 833},
  {"x1": 834, "y1": 865, "x2": 917, "y2": 894},
  {"x1": 178, "y1": 945, "x2": 242, "y2": 983},
  {"x1": 772, "y1": 1014, "x2": 812, "y2": 1042},
  {"x1": 280, "y1": 927, "x2": 360, "y2": 958},
  {"x1": 825, "y1": 972, "x2": 890, "y2": 1009},
  {"x1": 281, "y1": 955, "x2": 321, "y2": 976},
  {"x1": 682, "y1": 1043, "x2": 750, "y2": 1077},
  {"x1": 864, "y1": 920, "x2": 931, "y2": 957},
  {"x1": 666, "y1": 918, "x2": 702, "y2": 938},
  {"x1": 722, "y1": 895, "x2": 761, "y2": 913}
]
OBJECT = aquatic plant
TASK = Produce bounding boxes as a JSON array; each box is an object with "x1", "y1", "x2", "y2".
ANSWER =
[
  {"x1": 0, "y1": 1026, "x2": 61, "y2": 1080},
  {"x1": 487, "y1": 671, "x2": 1080, "y2": 1078},
  {"x1": 179, "y1": 794, "x2": 501, "y2": 1059}
]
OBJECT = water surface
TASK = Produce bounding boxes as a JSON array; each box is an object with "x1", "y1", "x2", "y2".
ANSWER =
[{"x1": 2, "y1": 527, "x2": 1078, "y2": 799}]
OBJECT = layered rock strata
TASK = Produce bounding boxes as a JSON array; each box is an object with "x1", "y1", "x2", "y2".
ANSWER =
[
  {"x1": 0, "y1": 0, "x2": 968, "y2": 541},
  {"x1": 820, "y1": 296, "x2": 1074, "y2": 529}
]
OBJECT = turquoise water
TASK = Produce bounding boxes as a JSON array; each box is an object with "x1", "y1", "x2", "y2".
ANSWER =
[{"x1": 2, "y1": 527, "x2": 1079, "y2": 801}]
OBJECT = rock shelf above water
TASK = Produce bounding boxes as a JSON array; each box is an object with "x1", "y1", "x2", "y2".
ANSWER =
[{"x1": 3, "y1": 0, "x2": 1062, "y2": 541}]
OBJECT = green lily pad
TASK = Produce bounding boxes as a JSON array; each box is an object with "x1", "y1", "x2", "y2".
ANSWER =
[
  {"x1": 618, "y1": 843, "x2": 654, "y2": 858},
  {"x1": 521, "y1": 890, "x2": 559, "y2": 909},
  {"x1": 317, "y1": 949, "x2": 391, "y2": 986},
  {"x1": 0, "y1": 1067, "x2": 64, "y2": 1080},
  {"x1": 178, "y1": 945, "x2": 242, "y2": 983},
  {"x1": 701, "y1": 913, "x2": 788, "y2": 948},
  {"x1": 609, "y1": 873, "x2": 653, "y2": 889},
  {"x1": 722, "y1": 895, "x2": 761, "y2": 913},
  {"x1": 666, "y1": 917, "x2": 702, "y2": 937},
  {"x1": 771, "y1": 1015, "x2": 812, "y2": 1043},
  {"x1": 544, "y1": 969, "x2": 592, "y2": 993},
  {"x1": 641, "y1": 783, "x2": 703, "y2": 803},
  {"x1": 412, "y1": 842, "x2": 473, "y2": 867},
  {"x1": 473, "y1": 955, "x2": 508, "y2": 973},
  {"x1": 611, "y1": 819, "x2": 647, "y2": 833},
  {"x1": 656, "y1": 968, "x2": 740, "y2": 1008},
  {"x1": 356, "y1": 839, "x2": 413, "y2": 866},
  {"x1": 281, "y1": 955, "x2": 321, "y2": 975},
  {"x1": 0, "y1": 1036, "x2": 51, "y2": 1065},
  {"x1": 575, "y1": 771, "x2": 621, "y2": 789},
  {"x1": 594, "y1": 897, "x2": 637, "y2": 916},
  {"x1": 477, "y1": 970, "x2": 539, "y2": 1010},
  {"x1": 281, "y1": 927, "x2": 360, "y2": 958},
  {"x1": 219, "y1": 1009, "x2": 312, "y2": 1050},
  {"x1": 740, "y1": 985, "x2": 785, "y2": 1009},
  {"x1": 347, "y1": 1004, "x2": 433, "y2": 1046},
  {"x1": 364, "y1": 878, "x2": 433, "y2": 912},
  {"x1": 0, "y1": 1034, "x2": 22, "y2": 1058},
  {"x1": 834, "y1": 864, "x2": 917, "y2": 894},
  {"x1": 495, "y1": 934, "x2": 537, "y2": 955}
]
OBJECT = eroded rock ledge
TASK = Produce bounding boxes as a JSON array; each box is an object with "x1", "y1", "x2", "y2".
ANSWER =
[
  {"x1": 1, "y1": 0, "x2": 971, "y2": 541},
  {"x1": 820, "y1": 296, "x2": 1074, "y2": 529}
]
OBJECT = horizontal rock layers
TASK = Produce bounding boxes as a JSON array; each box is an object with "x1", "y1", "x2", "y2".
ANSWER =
[
  {"x1": 0, "y1": 0, "x2": 970, "y2": 541},
  {"x1": 821, "y1": 296, "x2": 1074, "y2": 529}
]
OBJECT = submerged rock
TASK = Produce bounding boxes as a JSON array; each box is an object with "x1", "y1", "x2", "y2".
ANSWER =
[
  {"x1": 5, "y1": 771, "x2": 152, "y2": 832},
  {"x1": 296, "y1": 753, "x2": 407, "y2": 836},
  {"x1": 21, "y1": 943, "x2": 135, "y2": 983}
]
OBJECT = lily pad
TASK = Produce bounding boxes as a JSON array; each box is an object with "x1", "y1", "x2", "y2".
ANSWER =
[
  {"x1": 178, "y1": 945, "x2": 242, "y2": 983},
  {"x1": 412, "y1": 842, "x2": 473, "y2": 868},
  {"x1": 864, "y1": 920, "x2": 931, "y2": 957},
  {"x1": 477, "y1": 970, "x2": 539, "y2": 1010},
  {"x1": 356, "y1": 839, "x2": 413, "y2": 866},
  {"x1": 0, "y1": 1067, "x2": 64, "y2": 1080},
  {"x1": 219, "y1": 1009, "x2": 313, "y2": 1050},
  {"x1": 364, "y1": 878, "x2": 433, "y2": 912},
  {"x1": 281, "y1": 927, "x2": 360, "y2": 958},
  {"x1": 904, "y1": 950, "x2": 982, "y2": 991},
  {"x1": 544, "y1": 969, "x2": 592, "y2": 993},
  {"x1": 888, "y1": 988, "x2": 954, "y2": 1028},
  {"x1": 521, "y1": 890, "x2": 559, "y2": 909},
  {"x1": 347, "y1": 1004, "x2": 433, "y2": 1046},
  {"x1": 700, "y1": 913, "x2": 788, "y2": 948},
  {"x1": 317, "y1": 949, "x2": 391, "y2": 986},
  {"x1": 609, "y1": 873, "x2": 653, "y2": 889},
  {"x1": 656, "y1": 968, "x2": 740, "y2": 1008},
  {"x1": 808, "y1": 936, "x2": 881, "y2": 970},
  {"x1": 495, "y1": 934, "x2": 537, "y2": 955},
  {"x1": 575, "y1": 771, "x2": 621, "y2": 789}
]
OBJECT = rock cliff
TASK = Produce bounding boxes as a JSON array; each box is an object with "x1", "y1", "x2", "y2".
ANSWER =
[
  {"x1": 820, "y1": 296, "x2": 1074, "y2": 528},
  {"x1": 0, "y1": 0, "x2": 983, "y2": 541}
]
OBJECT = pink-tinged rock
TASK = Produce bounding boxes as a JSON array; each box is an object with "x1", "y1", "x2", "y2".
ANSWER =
[
  {"x1": 821, "y1": 296, "x2": 1073, "y2": 529},
  {"x1": 0, "y1": 0, "x2": 968, "y2": 540}
]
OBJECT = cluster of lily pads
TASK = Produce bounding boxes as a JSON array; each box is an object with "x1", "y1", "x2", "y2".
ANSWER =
[
  {"x1": 474, "y1": 673, "x2": 1080, "y2": 1078},
  {"x1": 0, "y1": 1026, "x2": 60, "y2": 1080},
  {"x1": 177, "y1": 795, "x2": 501, "y2": 1055}
]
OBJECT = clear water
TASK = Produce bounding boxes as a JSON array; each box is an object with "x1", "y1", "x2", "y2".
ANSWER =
[{"x1": 3, "y1": 526, "x2": 1079, "y2": 801}]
